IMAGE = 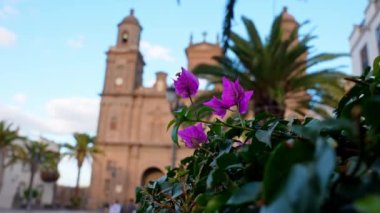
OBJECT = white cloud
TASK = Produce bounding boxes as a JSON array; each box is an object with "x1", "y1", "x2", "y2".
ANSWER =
[
  {"x1": 0, "y1": 97, "x2": 100, "y2": 137},
  {"x1": 12, "y1": 93, "x2": 27, "y2": 104},
  {"x1": 0, "y1": 26, "x2": 16, "y2": 46},
  {"x1": 144, "y1": 77, "x2": 156, "y2": 87},
  {"x1": 58, "y1": 156, "x2": 91, "y2": 187},
  {"x1": 141, "y1": 41, "x2": 175, "y2": 62},
  {"x1": 0, "y1": 104, "x2": 50, "y2": 137},
  {"x1": 67, "y1": 35, "x2": 85, "y2": 49},
  {"x1": 0, "y1": 5, "x2": 18, "y2": 19},
  {"x1": 0, "y1": 97, "x2": 99, "y2": 187},
  {"x1": 45, "y1": 97, "x2": 99, "y2": 134}
]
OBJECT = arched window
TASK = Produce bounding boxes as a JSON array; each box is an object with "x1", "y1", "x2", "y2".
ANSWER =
[
  {"x1": 141, "y1": 167, "x2": 164, "y2": 186},
  {"x1": 121, "y1": 31, "x2": 129, "y2": 43}
]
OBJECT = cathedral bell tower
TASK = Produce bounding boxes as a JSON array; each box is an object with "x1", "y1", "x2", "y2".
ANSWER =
[
  {"x1": 97, "y1": 9, "x2": 145, "y2": 143},
  {"x1": 90, "y1": 10, "x2": 202, "y2": 208},
  {"x1": 102, "y1": 9, "x2": 144, "y2": 96}
]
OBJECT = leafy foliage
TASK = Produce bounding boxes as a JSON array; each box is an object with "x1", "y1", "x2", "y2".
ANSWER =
[
  {"x1": 0, "y1": 121, "x2": 24, "y2": 192},
  {"x1": 137, "y1": 58, "x2": 380, "y2": 212},
  {"x1": 0, "y1": 121, "x2": 23, "y2": 150},
  {"x1": 193, "y1": 14, "x2": 347, "y2": 118},
  {"x1": 11, "y1": 139, "x2": 60, "y2": 209},
  {"x1": 62, "y1": 132, "x2": 101, "y2": 201}
]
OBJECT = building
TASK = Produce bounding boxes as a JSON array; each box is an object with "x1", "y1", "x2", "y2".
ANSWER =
[
  {"x1": 350, "y1": 0, "x2": 380, "y2": 75},
  {"x1": 0, "y1": 139, "x2": 59, "y2": 209},
  {"x1": 88, "y1": 9, "x2": 222, "y2": 208}
]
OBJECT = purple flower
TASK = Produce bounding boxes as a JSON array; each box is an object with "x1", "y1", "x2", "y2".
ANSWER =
[
  {"x1": 178, "y1": 123, "x2": 207, "y2": 148},
  {"x1": 221, "y1": 77, "x2": 253, "y2": 114},
  {"x1": 174, "y1": 67, "x2": 199, "y2": 98},
  {"x1": 203, "y1": 97, "x2": 231, "y2": 118}
]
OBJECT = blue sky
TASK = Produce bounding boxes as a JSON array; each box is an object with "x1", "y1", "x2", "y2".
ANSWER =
[{"x1": 0, "y1": 0, "x2": 367, "y2": 186}]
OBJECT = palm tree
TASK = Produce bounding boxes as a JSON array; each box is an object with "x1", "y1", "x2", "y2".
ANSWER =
[
  {"x1": 63, "y1": 133, "x2": 100, "y2": 198},
  {"x1": 0, "y1": 121, "x2": 23, "y2": 192},
  {"x1": 221, "y1": 0, "x2": 237, "y2": 53},
  {"x1": 193, "y1": 12, "x2": 347, "y2": 118},
  {"x1": 12, "y1": 139, "x2": 59, "y2": 210}
]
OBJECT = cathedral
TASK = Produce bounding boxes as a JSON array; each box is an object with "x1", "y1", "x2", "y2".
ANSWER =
[{"x1": 88, "y1": 9, "x2": 222, "y2": 208}]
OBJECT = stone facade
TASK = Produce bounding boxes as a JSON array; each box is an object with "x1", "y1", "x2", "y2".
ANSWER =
[
  {"x1": 350, "y1": 0, "x2": 380, "y2": 76},
  {"x1": 186, "y1": 40, "x2": 222, "y2": 72},
  {"x1": 88, "y1": 10, "x2": 221, "y2": 208}
]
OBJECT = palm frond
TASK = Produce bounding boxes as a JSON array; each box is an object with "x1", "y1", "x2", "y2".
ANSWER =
[
  {"x1": 63, "y1": 132, "x2": 100, "y2": 168},
  {"x1": 194, "y1": 12, "x2": 346, "y2": 119},
  {"x1": 289, "y1": 70, "x2": 346, "y2": 90},
  {"x1": 192, "y1": 63, "x2": 253, "y2": 88},
  {"x1": 241, "y1": 16, "x2": 263, "y2": 50}
]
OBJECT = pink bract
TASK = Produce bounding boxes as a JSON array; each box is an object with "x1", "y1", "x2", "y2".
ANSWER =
[
  {"x1": 204, "y1": 77, "x2": 254, "y2": 117},
  {"x1": 173, "y1": 67, "x2": 199, "y2": 98},
  {"x1": 178, "y1": 123, "x2": 207, "y2": 148},
  {"x1": 203, "y1": 97, "x2": 231, "y2": 118}
]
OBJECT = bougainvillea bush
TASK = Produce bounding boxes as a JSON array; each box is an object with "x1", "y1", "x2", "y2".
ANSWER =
[{"x1": 136, "y1": 58, "x2": 380, "y2": 213}]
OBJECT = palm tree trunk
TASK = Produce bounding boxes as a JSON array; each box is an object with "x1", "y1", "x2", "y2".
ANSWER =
[
  {"x1": 0, "y1": 148, "x2": 5, "y2": 193},
  {"x1": 75, "y1": 166, "x2": 82, "y2": 197},
  {"x1": 26, "y1": 165, "x2": 36, "y2": 211},
  {"x1": 253, "y1": 95, "x2": 285, "y2": 118}
]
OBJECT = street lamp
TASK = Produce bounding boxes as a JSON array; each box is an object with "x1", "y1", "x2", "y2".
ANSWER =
[{"x1": 166, "y1": 86, "x2": 181, "y2": 168}]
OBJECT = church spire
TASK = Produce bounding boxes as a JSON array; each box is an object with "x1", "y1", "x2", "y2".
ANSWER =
[
  {"x1": 202, "y1": 31, "x2": 207, "y2": 42},
  {"x1": 102, "y1": 10, "x2": 144, "y2": 95},
  {"x1": 116, "y1": 8, "x2": 142, "y2": 49},
  {"x1": 280, "y1": 6, "x2": 299, "y2": 41}
]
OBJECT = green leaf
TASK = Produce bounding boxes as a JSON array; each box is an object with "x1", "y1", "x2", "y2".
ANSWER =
[
  {"x1": 227, "y1": 182, "x2": 261, "y2": 205},
  {"x1": 210, "y1": 143, "x2": 233, "y2": 167},
  {"x1": 216, "y1": 153, "x2": 238, "y2": 168},
  {"x1": 226, "y1": 116, "x2": 241, "y2": 125},
  {"x1": 314, "y1": 139, "x2": 336, "y2": 195},
  {"x1": 263, "y1": 140, "x2": 314, "y2": 203},
  {"x1": 160, "y1": 181, "x2": 174, "y2": 195},
  {"x1": 346, "y1": 156, "x2": 366, "y2": 178},
  {"x1": 335, "y1": 82, "x2": 371, "y2": 118},
  {"x1": 171, "y1": 183, "x2": 183, "y2": 198},
  {"x1": 135, "y1": 187, "x2": 143, "y2": 203},
  {"x1": 185, "y1": 108, "x2": 193, "y2": 120},
  {"x1": 204, "y1": 194, "x2": 229, "y2": 213},
  {"x1": 372, "y1": 56, "x2": 380, "y2": 79},
  {"x1": 171, "y1": 124, "x2": 179, "y2": 146},
  {"x1": 207, "y1": 168, "x2": 227, "y2": 189},
  {"x1": 195, "y1": 194, "x2": 209, "y2": 207},
  {"x1": 208, "y1": 121, "x2": 223, "y2": 137},
  {"x1": 262, "y1": 164, "x2": 319, "y2": 213},
  {"x1": 253, "y1": 112, "x2": 273, "y2": 121},
  {"x1": 207, "y1": 153, "x2": 235, "y2": 189},
  {"x1": 196, "y1": 106, "x2": 213, "y2": 118},
  {"x1": 263, "y1": 139, "x2": 335, "y2": 213},
  {"x1": 363, "y1": 97, "x2": 380, "y2": 130},
  {"x1": 354, "y1": 195, "x2": 380, "y2": 213},
  {"x1": 255, "y1": 121, "x2": 279, "y2": 148},
  {"x1": 166, "y1": 119, "x2": 176, "y2": 131},
  {"x1": 225, "y1": 128, "x2": 243, "y2": 138}
]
